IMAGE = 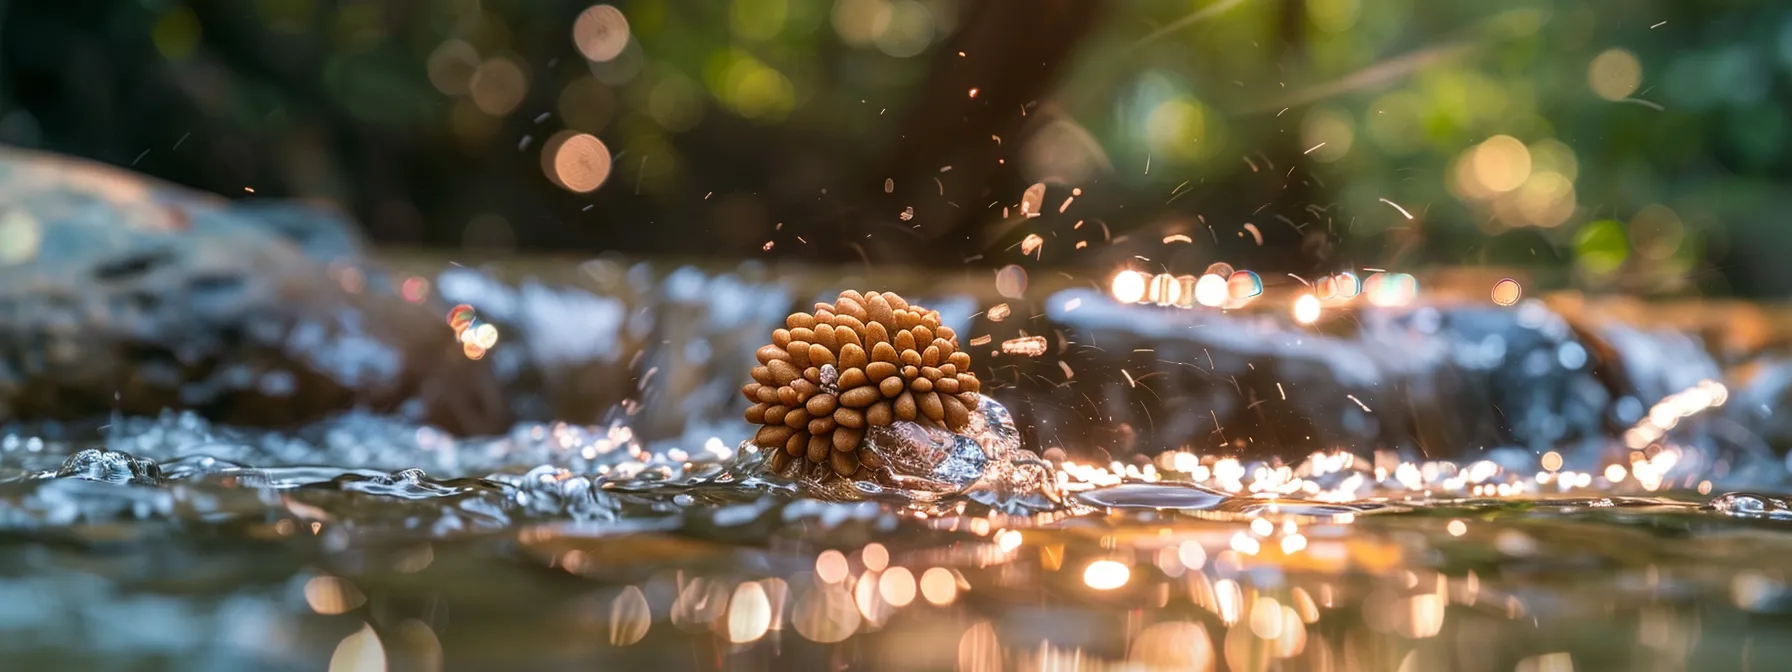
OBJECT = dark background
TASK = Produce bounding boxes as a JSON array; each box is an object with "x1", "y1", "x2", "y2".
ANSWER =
[{"x1": 2, "y1": 0, "x2": 1787, "y2": 295}]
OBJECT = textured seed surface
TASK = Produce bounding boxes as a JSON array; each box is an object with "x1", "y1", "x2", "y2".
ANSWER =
[{"x1": 747, "y1": 291, "x2": 983, "y2": 482}]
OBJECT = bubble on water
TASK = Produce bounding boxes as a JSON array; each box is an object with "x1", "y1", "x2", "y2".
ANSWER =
[
  {"x1": 1227, "y1": 270, "x2": 1264, "y2": 300},
  {"x1": 1493, "y1": 278, "x2": 1523, "y2": 306},
  {"x1": 995, "y1": 264, "x2": 1028, "y2": 299},
  {"x1": 899, "y1": 206, "x2": 914, "y2": 221}
]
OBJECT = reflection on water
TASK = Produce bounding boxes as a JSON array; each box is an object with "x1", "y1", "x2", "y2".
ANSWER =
[{"x1": 0, "y1": 400, "x2": 1790, "y2": 670}]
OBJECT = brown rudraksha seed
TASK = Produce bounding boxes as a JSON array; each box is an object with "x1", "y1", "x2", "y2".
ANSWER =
[{"x1": 743, "y1": 290, "x2": 983, "y2": 479}]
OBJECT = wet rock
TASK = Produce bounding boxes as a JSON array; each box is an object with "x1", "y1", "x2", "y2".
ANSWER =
[
  {"x1": 0, "y1": 148, "x2": 506, "y2": 433},
  {"x1": 966, "y1": 289, "x2": 1724, "y2": 462}
]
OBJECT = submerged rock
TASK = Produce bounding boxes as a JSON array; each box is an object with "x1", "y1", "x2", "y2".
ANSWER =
[{"x1": 0, "y1": 148, "x2": 507, "y2": 434}]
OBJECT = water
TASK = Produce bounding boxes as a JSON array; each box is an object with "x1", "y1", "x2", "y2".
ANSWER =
[{"x1": 5, "y1": 263, "x2": 1792, "y2": 671}]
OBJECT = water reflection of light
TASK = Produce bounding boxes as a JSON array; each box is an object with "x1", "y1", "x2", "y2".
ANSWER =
[
  {"x1": 995, "y1": 529, "x2": 1023, "y2": 553},
  {"x1": 1272, "y1": 606, "x2": 1306, "y2": 658},
  {"x1": 879, "y1": 567, "x2": 917, "y2": 607},
  {"x1": 394, "y1": 620, "x2": 441, "y2": 672},
  {"x1": 1178, "y1": 541, "x2": 1207, "y2": 571},
  {"x1": 1279, "y1": 534, "x2": 1307, "y2": 554},
  {"x1": 816, "y1": 549, "x2": 849, "y2": 584},
  {"x1": 855, "y1": 571, "x2": 895, "y2": 625},
  {"x1": 1249, "y1": 518, "x2": 1274, "y2": 537},
  {"x1": 328, "y1": 623, "x2": 386, "y2": 672},
  {"x1": 1083, "y1": 560, "x2": 1130, "y2": 590},
  {"x1": 1514, "y1": 652, "x2": 1577, "y2": 672},
  {"x1": 1397, "y1": 594, "x2": 1446, "y2": 638},
  {"x1": 305, "y1": 576, "x2": 366, "y2": 615},
  {"x1": 793, "y1": 579, "x2": 861, "y2": 643},
  {"x1": 1604, "y1": 464, "x2": 1627, "y2": 483},
  {"x1": 726, "y1": 582, "x2": 773, "y2": 644},
  {"x1": 1129, "y1": 621, "x2": 1215, "y2": 671},
  {"x1": 1213, "y1": 580, "x2": 1243, "y2": 624},
  {"x1": 863, "y1": 543, "x2": 890, "y2": 571},
  {"x1": 1249, "y1": 597, "x2": 1284, "y2": 639},
  {"x1": 957, "y1": 621, "x2": 1003, "y2": 672},
  {"x1": 920, "y1": 567, "x2": 958, "y2": 605}
]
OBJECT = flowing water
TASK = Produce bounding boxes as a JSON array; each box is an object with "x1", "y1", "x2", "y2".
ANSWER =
[{"x1": 4, "y1": 260, "x2": 1792, "y2": 672}]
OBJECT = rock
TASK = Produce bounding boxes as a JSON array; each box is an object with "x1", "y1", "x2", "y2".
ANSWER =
[
  {"x1": 0, "y1": 147, "x2": 507, "y2": 434},
  {"x1": 964, "y1": 289, "x2": 1725, "y2": 462}
]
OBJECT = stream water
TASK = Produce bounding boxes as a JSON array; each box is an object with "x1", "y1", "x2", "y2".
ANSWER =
[{"x1": 3, "y1": 261, "x2": 1791, "y2": 672}]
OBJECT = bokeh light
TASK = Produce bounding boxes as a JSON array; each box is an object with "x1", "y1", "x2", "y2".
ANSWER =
[
  {"x1": 426, "y1": 40, "x2": 481, "y2": 96},
  {"x1": 1194, "y1": 273, "x2": 1228, "y2": 307},
  {"x1": 1293, "y1": 294, "x2": 1321, "y2": 324},
  {"x1": 1588, "y1": 48, "x2": 1643, "y2": 101},
  {"x1": 1472, "y1": 135, "x2": 1532, "y2": 193},
  {"x1": 1082, "y1": 560, "x2": 1130, "y2": 590},
  {"x1": 1492, "y1": 278, "x2": 1523, "y2": 306},
  {"x1": 1227, "y1": 271, "x2": 1264, "y2": 300},
  {"x1": 995, "y1": 264, "x2": 1028, "y2": 299},
  {"x1": 574, "y1": 5, "x2": 632, "y2": 62},
  {"x1": 469, "y1": 57, "x2": 528, "y2": 116},
  {"x1": 1111, "y1": 270, "x2": 1147, "y2": 304},
  {"x1": 1630, "y1": 204, "x2": 1685, "y2": 260},
  {"x1": 541, "y1": 131, "x2": 614, "y2": 193}
]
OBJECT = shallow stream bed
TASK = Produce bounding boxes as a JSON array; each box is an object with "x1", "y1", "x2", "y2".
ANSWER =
[{"x1": 5, "y1": 258, "x2": 1792, "y2": 672}]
